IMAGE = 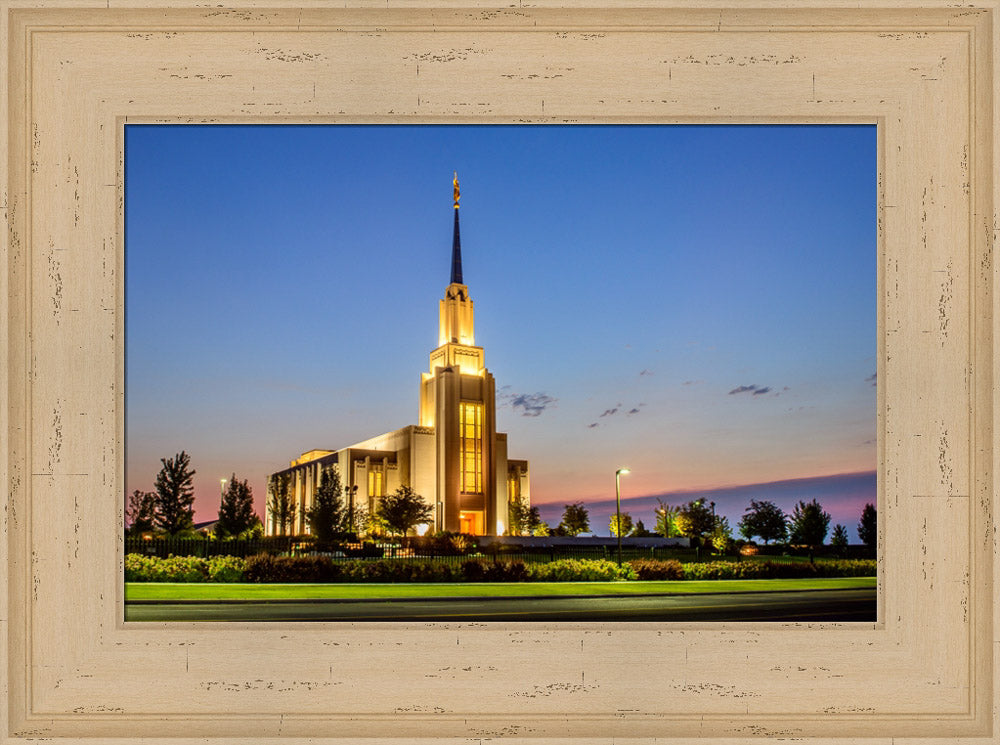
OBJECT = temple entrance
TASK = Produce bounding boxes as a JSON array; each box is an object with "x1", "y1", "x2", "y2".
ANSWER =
[{"x1": 459, "y1": 510, "x2": 484, "y2": 535}]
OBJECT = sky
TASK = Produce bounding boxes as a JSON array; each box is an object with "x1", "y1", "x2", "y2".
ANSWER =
[{"x1": 125, "y1": 124, "x2": 876, "y2": 540}]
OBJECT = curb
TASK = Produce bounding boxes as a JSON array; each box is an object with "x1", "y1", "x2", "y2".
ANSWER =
[{"x1": 125, "y1": 584, "x2": 875, "y2": 605}]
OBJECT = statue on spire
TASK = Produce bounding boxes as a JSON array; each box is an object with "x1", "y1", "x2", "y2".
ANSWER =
[{"x1": 453, "y1": 171, "x2": 460, "y2": 209}]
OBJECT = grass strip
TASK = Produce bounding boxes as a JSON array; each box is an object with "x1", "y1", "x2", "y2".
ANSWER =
[{"x1": 126, "y1": 576, "x2": 875, "y2": 602}]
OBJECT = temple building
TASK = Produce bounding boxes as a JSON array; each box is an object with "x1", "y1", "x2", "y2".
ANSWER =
[{"x1": 264, "y1": 175, "x2": 530, "y2": 537}]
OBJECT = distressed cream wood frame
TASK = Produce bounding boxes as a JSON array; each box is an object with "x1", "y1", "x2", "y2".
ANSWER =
[{"x1": 1, "y1": 1, "x2": 996, "y2": 742}]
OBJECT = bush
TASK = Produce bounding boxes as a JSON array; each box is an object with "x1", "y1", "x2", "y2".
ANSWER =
[
  {"x1": 126, "y1": 554, "x2": 245, "y2": 582},
  {"x1": 461, "y1": 560, "x2": 529, "y2": 582},
  {"x1": 677, "y1": 559, "x2": 876, "y2": 580},
  {"x1": 527, "y1": 558, "x2": 635, "y2": 582},
  {"x1": 243, "y1": 554, "x2": 340, "y2": 582},
  {"x1": 405, "y1": 532, "x2": 479, "y2": 556},
  {"x1": 629, "y1": 558, "x2": 684, "y2": 580},
  {"x1": 207, "y1": 554, "x2": 245, "y2": 582}
]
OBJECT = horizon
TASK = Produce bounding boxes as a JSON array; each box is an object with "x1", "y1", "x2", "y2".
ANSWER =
[{"x1": 125, "y1": 124, "x2": 877, "y2": 540}]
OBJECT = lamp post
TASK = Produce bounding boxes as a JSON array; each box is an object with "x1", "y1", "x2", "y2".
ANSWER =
[
  {"x1": 220, "y1": 478, "x2": 227, "y2": 499},
  {"x1": 615, "y1": 468, "x2": 631, "y2": 566}
]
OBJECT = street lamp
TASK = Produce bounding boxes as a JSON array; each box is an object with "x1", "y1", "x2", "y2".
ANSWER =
[
  {"x1": 615, "y1": 467, "x2": 631, "y2": 566},
  {"x1": 220, "y1": 478, "x2": 227, "y2": 498}
]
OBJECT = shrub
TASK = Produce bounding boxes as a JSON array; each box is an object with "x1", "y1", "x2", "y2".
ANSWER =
[
  {"x1": 124, "y1": 554, "x2": 211, "y2": 582},
  {"x1": 677, "y1": 559, "x2": 876, "y2": 580},
  {"x1": 125, "y1": 553, "x2": 163, "y2": 582},
  {"x1": 243, "y1": 553, "x2": 339, "y2": 582},
  {"x1": 629, "y1": 558, "x2": 684, "y2": 580},
  {"x1": 337, "y1": 559, "x2": 458, "y2": 583},
  {"x1": 405, "y1": 532, "x2": 479, "y2": 556},
  {"x1": 461, "y1": 560, "x2": 528, "y2": 582},
  {"x1": 527, "y1": 558, "x2": 635, "y2": 582},
  {"x1": 207, "y1": 554, "x2": 245, "y2": 582}
]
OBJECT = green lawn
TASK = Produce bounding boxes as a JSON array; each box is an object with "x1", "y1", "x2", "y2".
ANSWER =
[{"x1": 126, "y1": 576, "x2": 875, "y2": 601}]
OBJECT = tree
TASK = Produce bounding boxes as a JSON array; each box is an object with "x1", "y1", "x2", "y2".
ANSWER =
[
  {"x1": 633, "y1": 519, "x2": 655, "y2": 538},
  {"x1": 238, "y1": 516, "x2": 264, "y2": 540},
  {"x1": 525, "y1": 506, "x2": 549, "y2": 536},
  {"x1": 267, "y1": 472, "x2": 296, "y2": 537},
  {"x1": 216, "y1": 474, "x2": 257, "y2": 539},
  {"x1": 375, "y1": 486, "x2": 433, "y2": 537},
  {"x1": 857, "y1": 503, "x2": 877, "y2": 548},
  {"x1": 125, "y1": 489, "x2": 157, "y2": 535},
  {"x1": 525, "y1": 506, "x2": 548, "y2": 536},
  {"x1": 788, "y1": 499, "x2": 831, "y2": 561},
  {"x1": 306, "y1": 465, "x2": 346, "y2": 542},
  {"x1": 507, "y1": 495, "x2": 531, "y2": 536},
  {"x1": 674, "y1": 499, "x2": 716, "y2": 544},
  {"x1": 347, "y1": 503, "x2": 370, "y2": 537},
  {"x1": 654, "y1": 499, "x2": 681, "y2": 537},
  {"x1": 737, "y1": 499, "x2": 788, "y2": 545},
  {"x1": 153, "y1": 451, "x2": 196, "y2": 535},
  {"x1": 609, "y1": 512, "x2": 634, "y2": 537},
  {"x1": 830, "y1": 524, "x2": 849, "y2": 554},
  {"x1": 710, "y1": 516, "x2": 734, "y2": 554},
  {"x1": 559, "y1": 502, "x2": 590, "y2": 536}
]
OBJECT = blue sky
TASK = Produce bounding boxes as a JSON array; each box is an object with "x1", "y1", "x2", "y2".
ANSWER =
[{"x1": 125, "y1": 124, "x2": 876, "y2": 538}]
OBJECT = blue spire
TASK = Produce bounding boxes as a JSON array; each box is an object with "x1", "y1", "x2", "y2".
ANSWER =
[
  {"x1": 450, "y1": 172, "x2": 463, "y2": 284},
  {"x1": 451, "y1": 207, "x2": 463, "y2": 285}
]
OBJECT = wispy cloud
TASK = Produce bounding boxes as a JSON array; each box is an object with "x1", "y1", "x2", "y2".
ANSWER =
[
  {"x1": 587, "y1": 422, "x2": 600, "y2": 429},
  {"x1": 595, "y1": 402, "x2": 644, "y2": 422},
  {"x1": 509, "y1": 392, "x2": 557, "y2": 417},
  {"x1": 728, "y1": 383, "x2": 776, "y2": 397},
  {"x1": 639, "y1": 369, "x2": 653, "y2": 377}
]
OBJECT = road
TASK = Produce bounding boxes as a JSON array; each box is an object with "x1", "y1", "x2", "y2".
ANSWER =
[{"x1": 125, "y1": 588, "x2": 875, "y2": 622}]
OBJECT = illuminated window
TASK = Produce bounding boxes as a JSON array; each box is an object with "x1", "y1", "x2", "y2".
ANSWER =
[
  {"x1": 459, "y1": 402, "x2": 483, "y2": 494},
  {"x1": 368, "y1": 467, "x2": 384, "y2": 498},
  {"x1": 507, "y1": 472, "x2": 520, "y2": 503}
]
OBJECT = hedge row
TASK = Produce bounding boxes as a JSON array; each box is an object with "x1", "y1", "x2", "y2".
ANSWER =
[
  {"x1": 124, "y1": 553, "x2": 244, "y2": 582},
  {"x1": 124, "y1": 553, "x2": 875, "y2": 583},
  {"x1": 630, "y1": 558, "x2": 876, "y2": 580}
]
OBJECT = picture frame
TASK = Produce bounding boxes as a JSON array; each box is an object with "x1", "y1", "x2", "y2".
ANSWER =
[{"x1": 2, "y1": 2, "x2": 995, "y2": 742}]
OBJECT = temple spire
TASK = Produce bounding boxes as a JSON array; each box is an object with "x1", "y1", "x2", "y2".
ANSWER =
[{"x1": 450, "y1": 172, "x2": 463, "y2": 285}]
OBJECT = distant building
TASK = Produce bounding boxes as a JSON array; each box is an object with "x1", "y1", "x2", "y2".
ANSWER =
[{"x1": 265, "y1": 176, "x2": 530, "y2": 537}]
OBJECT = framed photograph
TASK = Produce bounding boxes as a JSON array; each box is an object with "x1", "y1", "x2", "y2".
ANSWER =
[{"x1": 2, "y1": 2, "x2": 996, "y2": 742}]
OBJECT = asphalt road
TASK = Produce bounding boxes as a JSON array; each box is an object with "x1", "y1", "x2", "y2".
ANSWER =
[{"x1": 125, "y1": 588, "x2": 875, "y2": 622}]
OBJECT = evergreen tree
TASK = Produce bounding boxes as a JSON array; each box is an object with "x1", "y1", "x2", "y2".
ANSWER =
[
  {"x1": 830, "y1": 524, "x2": 849, "y2": 554},
  {"x1": 788, "y1": 499, "x2": 831, "y2": 561},
  {"x1": 375, "y1": 486, "x2": 433, "y2": 537},
  {"x1": 153, "y1": 451, "x2": 196, "y2": 536},
  {"x1": 125, "y1": 489, "x2": 158, "y2": 535},
  {"x1": 559, "y1": 502, "x2": 590, "y2": 536},
  {"x1": 306, "y1": 465, "x2": 346, "y2": 542},
  {"x1": 267, "y1": 472, "x2": 296, "y2": 536},
  {"x1": 857, "y1": 503, "x2": 877, "y2": 548},
  {"x1": 633, "y1": 519, "x2": 655, "y2": 537},
  {"x1": 737, "y1": 499, "x2": 789, "y2": 544},
  {"x1": 216, "y1": 474, "x2": 257, "y2": 539},
  {"x1": 529, "y1": 509, "x2": 550, "y2": 537}
]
